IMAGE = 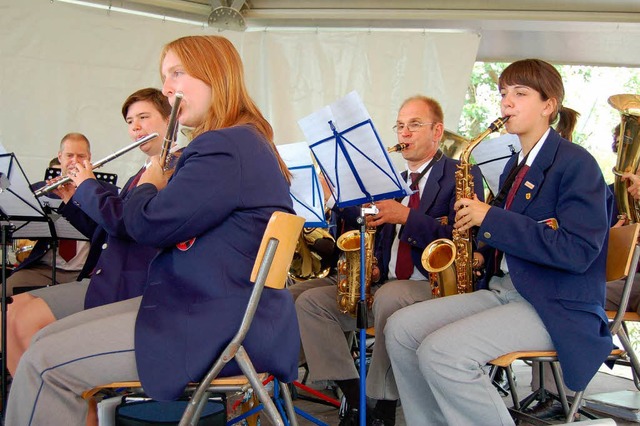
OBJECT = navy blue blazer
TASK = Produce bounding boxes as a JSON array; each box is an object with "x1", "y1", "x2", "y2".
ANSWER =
[
  {"x1": 478, "y1": 128, "x2": 613, "y2": 391},
  {"x1": 61, "y1": 173, "x2": 158, "y2": 309},
  {"x1": 376, "y1": 154, "x2": 484, "y2": 281},
  {"x1": 123, "y1": 126, "x2": 299, "y2": 401}
]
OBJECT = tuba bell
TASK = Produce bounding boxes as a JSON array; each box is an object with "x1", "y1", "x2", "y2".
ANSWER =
[{"x1": 608, "y1": 94, "x2": 640, "y2": 223}]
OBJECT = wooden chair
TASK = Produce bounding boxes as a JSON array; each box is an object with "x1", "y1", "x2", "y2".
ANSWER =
[
  {"x1": 488, "y1": 223, "x2": 640, "y2": 424},
  {"x1": 82, "y1": 211, "x2": 305, "y2": 426}
]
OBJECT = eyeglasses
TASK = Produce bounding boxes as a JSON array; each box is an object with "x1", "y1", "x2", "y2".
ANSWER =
[{"x1": 392, "y1": 122, "x2": 435, "y2": 134}]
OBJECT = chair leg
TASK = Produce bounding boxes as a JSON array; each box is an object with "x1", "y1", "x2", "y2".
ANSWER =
[
  {"x1": 617, "y1": 326, "x2": 640, "y2": 391},
  {"x1": 505, "y1": 366, "x2": 520, "y2": 410},
  {"x1": 549, "y1": 361, "x2": 570, "y2": 415},
  {"x1": 236, "y1": 347, "x2": 285, "y2": 426},
  {"x1": 278, "y1": 381, "x2": 299, "y2": 426},
  {"x1": 565, "y1": 390, "x2": 584, "y2": 423}
]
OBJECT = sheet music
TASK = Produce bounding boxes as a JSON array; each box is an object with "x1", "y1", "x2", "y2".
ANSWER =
[
  {"x1": 276, "y1": 141, "x2": 327, "y2": 227},
  {"x1": 298, "y1": 91, "x2": 411, "y2": 207},
  {"x1": 0, "y1": 153, "x2": 87, "y2": 240},
  {"x1": 9, "y1": 216, "x2": 88, "y2": 240},
  {"x1": 471, "y1": 133, "x2": 521, "y2": 196},
  {"x1": 0, "y1": 154, "x2": 44, "y2": 218}
]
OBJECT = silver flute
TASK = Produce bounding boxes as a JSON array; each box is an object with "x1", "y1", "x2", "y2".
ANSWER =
[{"x1": 34, "y1": 133, "x2": 159, "y2": 197}]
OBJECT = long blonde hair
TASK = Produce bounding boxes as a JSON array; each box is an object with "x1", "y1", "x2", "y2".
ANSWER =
[{"x1": 160, "y1": 36, "x2": 291, "y2": 183}]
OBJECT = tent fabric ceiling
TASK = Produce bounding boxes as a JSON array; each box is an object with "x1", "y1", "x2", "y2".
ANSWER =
[{"x1": 67, "y1": 0, "x2": 640, "y2": 66}]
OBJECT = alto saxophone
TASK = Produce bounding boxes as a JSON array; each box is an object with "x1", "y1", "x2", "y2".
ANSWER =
[
  {"x1": 336, "y1": 227, "x2": 376, "y2": 317},
  {"x1": 421, "y1": 116, "x2": 509, "y2": 297}
]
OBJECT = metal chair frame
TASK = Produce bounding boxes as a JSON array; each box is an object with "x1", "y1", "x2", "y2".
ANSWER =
[
  {"x1": 488, "y1": 223, "x2": 640, "y2": 424},
  {"x1": 82, "y1": 211, "x2": 305, "y2": 426}
]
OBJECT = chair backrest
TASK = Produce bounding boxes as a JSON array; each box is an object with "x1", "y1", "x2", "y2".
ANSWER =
[
  {"x1": 606, "y1": 223, "x2": 640, "y2": 282},
  {"x1": 250, "y1": 211, "x2": 305, "y2": 289}
]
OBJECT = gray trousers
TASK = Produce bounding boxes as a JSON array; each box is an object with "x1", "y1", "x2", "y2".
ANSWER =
[
  {"x1": 5, "y1": 297, "x2": 141, "y2": 426},
  {"x1": 7, "y1": 264, "x2": 80, "y2": 296},
  {"x1": 295, "y1": 279, "x2": 430, "y2": 400},
  {"x1": 385, "y1": 274, "x2": 554, "y2": 426}
]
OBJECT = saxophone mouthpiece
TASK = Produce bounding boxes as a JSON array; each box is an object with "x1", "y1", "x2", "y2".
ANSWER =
[
  {"x1": 387, "y1": 143, "x2": 407, "y2": 153},
  {"x1": 490, "y1": 116, "x2": 510, "y2": 132}
]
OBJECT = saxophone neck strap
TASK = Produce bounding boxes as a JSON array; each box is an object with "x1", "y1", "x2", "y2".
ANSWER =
[
  {"x1": 490, "y1": 152, "x2": 530, "y2": 207},
  {"x1": 408, "y1": 149, "x2": 443, "y2": 191}
]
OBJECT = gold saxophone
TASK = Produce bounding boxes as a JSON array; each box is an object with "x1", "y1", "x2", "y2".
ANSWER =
[
  {"x1": 336, "y1": 227, "x2": 375, "y2": 317},
  {"x1": 421, "y1": 116, "x2": 509, "y2": 297},
  {"x1": 609, "y1": 94, "x2": 640, "y2": 223}
]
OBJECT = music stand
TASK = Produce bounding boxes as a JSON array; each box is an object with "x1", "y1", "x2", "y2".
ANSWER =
[
  {"x1": 299, "y1": 91, "x2": 411, "y2": 425},
  {"x1": 277, "y1": 141, "x2": 328, "y2": 228},
  {"x1": 0, "y1": 152, "x2": 87, "y2": 412}
]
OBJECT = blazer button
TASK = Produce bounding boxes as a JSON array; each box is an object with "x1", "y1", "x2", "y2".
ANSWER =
[
  {"x1": 483, "y1": 232, "x2": 492, "y2": 239},
  {"x1": 94, "y1": 269, "x2": 102, "y2": 275},
  {"x1": 102, "y1": 243, "x2": 108, "y2": 250}
]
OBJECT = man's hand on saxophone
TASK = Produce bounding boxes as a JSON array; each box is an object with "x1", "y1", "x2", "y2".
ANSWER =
[
  {"x1": 453, "y1": 194, "x2": 490, "y2": 232},
  {"x1": 365, "y1": 199, "x2": 410, "y2": 227}
]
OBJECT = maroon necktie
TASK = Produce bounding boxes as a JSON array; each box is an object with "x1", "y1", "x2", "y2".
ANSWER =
[
  {"x1": 59, "y1": 239, "x2": 76, "y2": 262},
  {"x1": 395, "y1": 173, "x2": 421, "y2": 280},
  {"x1": 505, "y1": 165, "x2": 530, "y2": 210},
  {"x1": 495, "y1": 164, "x2": 530, "y2": 273},
  {"x1": 126, "y1": 167, "x2": 145, "y2": 192}
]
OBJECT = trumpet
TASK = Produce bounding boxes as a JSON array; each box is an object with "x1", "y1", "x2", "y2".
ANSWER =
[
  {"x1": 387, "y1": 143, "x2": 407, "y2": 153},
  {"x1": 160, "y1": 92, "x2": 183, "y2": 173},
  {"x1": 34, "y1": 133, "x2": 159, "y2": 197}
]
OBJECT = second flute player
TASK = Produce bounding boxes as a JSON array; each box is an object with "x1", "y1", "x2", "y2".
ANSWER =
[{"x1": 5, "y1": 88, "x2": 172, "y2": 377}]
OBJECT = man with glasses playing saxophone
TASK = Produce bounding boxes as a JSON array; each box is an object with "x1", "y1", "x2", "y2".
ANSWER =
[
  {"x1": 296, "y1": 95, "x2": 484, "y2": 426},
  {"x1": 4, "y1": 88, "x2": 171, "y2": 382}
]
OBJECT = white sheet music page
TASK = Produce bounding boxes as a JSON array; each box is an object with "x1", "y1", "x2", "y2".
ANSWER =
[
  {"x1": 0, "y1": 154, "x2": 44, "y2": 218},
  {"x1": 276, "y1": 141, "x2": 327, "y2": 227},
  {"x1": 298, "y1": 91, "x2": 410, "y2": 207},
  {"x1": 471, "y1": 133, "x2": 521, "y2": 196}
]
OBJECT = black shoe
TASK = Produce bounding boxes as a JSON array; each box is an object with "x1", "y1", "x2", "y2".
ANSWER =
[
  {"x1": 523, "y1": 398, "x2": 564, "y2": 419},
  {"x1": 339, "y1": 408, "x2": 360, "y2": 426}
]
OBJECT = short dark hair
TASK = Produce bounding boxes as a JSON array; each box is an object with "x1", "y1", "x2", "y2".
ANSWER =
[{"x1": 121, "y1": 88, "x2": 171, "y2": 121}]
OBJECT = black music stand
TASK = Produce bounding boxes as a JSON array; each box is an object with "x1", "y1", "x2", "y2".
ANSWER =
[
  {"x1": 0, "y1": 153, "x2": 87, "y2": 413},
  {"x1": 299, "y1": 91, "x2": 411, "y2": 426}
]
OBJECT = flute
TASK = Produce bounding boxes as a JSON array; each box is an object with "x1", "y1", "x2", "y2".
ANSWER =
[
  {"x1": 34, "y1": 133, "x2": 159, "y2": 197},
  {"x1": 159, "y1": 92, "x2": 183, "y2": 172}
]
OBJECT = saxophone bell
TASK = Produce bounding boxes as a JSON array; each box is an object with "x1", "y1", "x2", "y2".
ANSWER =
[{"x1": 421, "y1": 238, "x2": 458, "y2": 298}]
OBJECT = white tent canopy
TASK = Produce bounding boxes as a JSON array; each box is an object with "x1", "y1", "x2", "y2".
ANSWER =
[
  {"x1": 0, "y1": 0, "x2": 481, "y2": 183},
  {"x1": 2, "y1": 0, "x2": 640, "y2": 184}
]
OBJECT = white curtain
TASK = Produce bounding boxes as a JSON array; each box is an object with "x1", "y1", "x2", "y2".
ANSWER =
[{"x1": 0, "y1": 0, "x2": 479, "y2": 183}]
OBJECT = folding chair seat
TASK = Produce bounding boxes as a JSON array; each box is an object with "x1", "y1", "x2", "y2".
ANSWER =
[
  {"x1": 82, "y1": 211, "x2": 305, "y2": 426},
  {"x1": 606, "y1": 299, "x2": 640, "y2": 390},
  {"x1": 488, "y1": 223, "x2": 640, "y2": 424}
]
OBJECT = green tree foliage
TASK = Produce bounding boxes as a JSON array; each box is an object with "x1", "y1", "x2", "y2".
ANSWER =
[{"x1": 459, "y1": 62, "x2": 640, "y2": 183}]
